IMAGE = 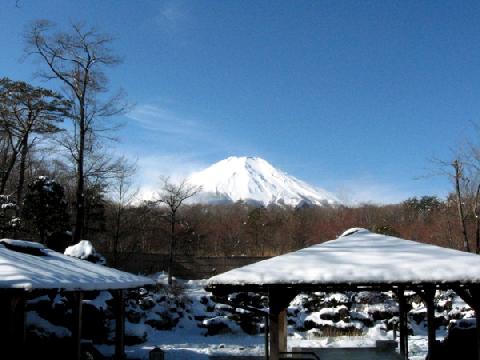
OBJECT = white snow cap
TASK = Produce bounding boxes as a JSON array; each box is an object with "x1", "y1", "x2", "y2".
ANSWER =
[
  {"x1": 188, "y1": 156, "x2": 339, "y2": 206},
  {"x1": 0, "y1": 240, "x2": 154, "y2": 291},
  {"x1": 64, "y1": 240, "x2": 95, "y2": 260},
  {"x1": 208, "y1": 228, "x2": 480, "y2": 286}
]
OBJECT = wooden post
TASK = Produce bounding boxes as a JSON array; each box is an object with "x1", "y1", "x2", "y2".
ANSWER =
[
  {"x1": 12, "y1": 293, "x2": 26, "y2": 353},
  {"x1": 476, "y1": 309, "x2": 480, "y2": 360},
  {"x1": 424, "y1": 288, "x2": 436, "y2": 359},
  {"x1": 398, "y1": 289, "x2": 408, "y2": 360},
  {"x1": 471, "y1": 288, "x2": 480, "y2": 360},
  {"x1": 455, "y1": 287, "x2": 480, "y2": 360},
  {"x1": 268, "y1": 289, "x2": 296, "y2": 360},
  {"x1": 72, "y1": 291, "x2": 83, "y2": 360},
  {"x1": 269, "y1": 304, "x2": 282, "y2": 360},
  {"x1": 114, "y1": 289, "x2": 126, "y2": 360},
  {"x1": 278, "y1": 307, "x2": 288, "y2": 353},
  {"x1": 264, "y1": 314, "x2": 269, "y2": 360},
  {"x1": 0, "y1": 292, "x2": 26, "y2": 359}
]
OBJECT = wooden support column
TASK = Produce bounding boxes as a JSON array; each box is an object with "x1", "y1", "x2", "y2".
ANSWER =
[
  {"x1": 476, "y1": 309, "x2": 480, "y2": 360},
  {"x1": 264, "y1": 313, "x2": 270, "y2": 360},
  {"x1": 398, "y1": 288, "x2": 409, "y2": 360},
  {"x1": 268, "y1": 288, "x2": 297, "y2": 360},
  {"x1": 419, "y1": 287, "x2": 436, "y2": 359},
  {"x1": 455, "y1": 287, "x2": 480, "y2": 360},
  {"x1": 11, "y1": 293, "x2": 26, "y2": 355},
  {"x1": 278, "y1": 307, "x2": 288, "y2": 353},
  {"x1": 114, "y1": 289, "x2": 126, "y2": 360},
  {"x1": 471, "y1": 288, "x2": 480, "y2": 360},
  {"x1": 269, "y1": 306, "x2": 287, "y2": 360},
  {"x1": 1, "y1": 291, "x2": 26, "y2": 359},
  {"x1": 72, "y1": 291, "x2": 83, "y2": 360}
]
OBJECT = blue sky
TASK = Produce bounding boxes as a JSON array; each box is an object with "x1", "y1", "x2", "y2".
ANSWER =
[{"x1": 1, "y1": 0, "x2": 479, "y2": 203}]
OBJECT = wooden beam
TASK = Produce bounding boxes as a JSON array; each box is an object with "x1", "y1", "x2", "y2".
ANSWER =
[
  {"x1": 207, "y1": 281, "x2": 480, "y2": 297},
  {"x1": 454, "y1": 287, "x2": 478, "y2": 311},
  {"x1": 72, "y1": 291, "x2": 83, "y2": 360},
  {"x1": 114, "y1": 289, "x2": 126, "y2": 360}
]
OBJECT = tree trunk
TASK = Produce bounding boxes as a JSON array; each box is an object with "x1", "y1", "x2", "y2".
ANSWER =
[
  {"x1": 453, "y1": 160, "x2": 470, "y2": 252},
  {"x1": 113, "y1": 204, "x2": 122, "y2": 267},
  {"x1": 73, "y1": 104, "x2": 86, "y2": 243},
  {"x1": 0, "y1": 143, "x2": 18, "y2": 194},
  {"x1": 474, "y1": 184, "x2": 480, "y2": 254},
  {"x1": 16, "y1": 135, "x2": 29, "y2": 214},
  {"x1": 168, "y1": 212, "x2": 176, "y2": 286},
  {"x1": 476, "y1": 218, "x2": 480, "y2": 255}
]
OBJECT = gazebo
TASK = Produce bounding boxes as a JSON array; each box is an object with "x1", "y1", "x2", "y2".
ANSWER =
[
  {"x1": 0, "y1": 238, "x2": 154, "y2": 359},
  {"x1": 207, "y1": 228, "x2": 480, "y2": 360}
]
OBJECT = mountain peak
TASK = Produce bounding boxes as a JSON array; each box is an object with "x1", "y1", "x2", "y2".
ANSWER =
[{"x1": 188, "y1": 156, "x2": 339, "y2": 206}]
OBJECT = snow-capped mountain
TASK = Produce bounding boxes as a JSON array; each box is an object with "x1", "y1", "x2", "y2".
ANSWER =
[{"x1": 187, "y1": 156, "x2": 339, "y2": 207}]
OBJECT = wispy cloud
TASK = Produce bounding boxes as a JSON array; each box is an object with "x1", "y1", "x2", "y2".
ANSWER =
[
  {"x1": 127, "y1": 104, "x2": 205, "y2": 138},
  {"x1": 126, "y1": 102, "x2": 258, "y2": 156},
  {"x1": 134, "y1": 153, "x2": 207, "y2": 201},
  {"x1": 334, "y1": 178, "x2": 413, "y2": 205},
  {"x1": 153, "y1": 1, "x2": 191, "y2": 35}
]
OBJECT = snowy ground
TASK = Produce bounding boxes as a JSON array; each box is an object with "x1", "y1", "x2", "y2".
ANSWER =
[{"x1": 117, "y1": 321, "x2": 430, "y2": 360}]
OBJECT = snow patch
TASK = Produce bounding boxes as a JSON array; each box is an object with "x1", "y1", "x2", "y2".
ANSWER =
[{"x1": 64, "y1": 240, "x2": 95, "y2": 259}]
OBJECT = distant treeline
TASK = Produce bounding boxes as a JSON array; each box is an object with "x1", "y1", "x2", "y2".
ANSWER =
[{"x1": 91, "y1": 194, "x2": 480, "y2": 261}]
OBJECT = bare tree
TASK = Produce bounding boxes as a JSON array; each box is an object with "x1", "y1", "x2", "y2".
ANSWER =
[
  {"x1": 452, "y1": 159, "x2": 470, "y2": 252},
  {"x1": 156, "y1": 177, "x2": 200, "y2": 285},
  {"x1": 106, "y1": 158, "x2": 138, "y2": 267},
  {"x1": 25, "y1": 20, "x2": 126, "y2": 242}
]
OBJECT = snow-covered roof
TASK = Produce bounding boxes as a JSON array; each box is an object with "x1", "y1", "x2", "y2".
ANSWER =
[
  {"x1": 0, "y1": 239, "x2": 154, "y2": 291},
  {"x1": 208, "y1": 228, "x2": 480, "y2": 287}
]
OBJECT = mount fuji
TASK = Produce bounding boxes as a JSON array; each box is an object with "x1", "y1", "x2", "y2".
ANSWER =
[{"x1": 187, "y1": 156, "x2": 339, "y2": 207}]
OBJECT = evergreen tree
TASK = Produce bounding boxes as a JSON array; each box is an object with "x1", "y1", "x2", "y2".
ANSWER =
[
  {"x1": 22, "y1": 176, "x2": 69, "y2": 244},
  {"x1": 0, "y1": 195, "x2": 19, "y2": 238},
  {"x1": 0, "y1": 78, "x2": 68, "y2": 205}
]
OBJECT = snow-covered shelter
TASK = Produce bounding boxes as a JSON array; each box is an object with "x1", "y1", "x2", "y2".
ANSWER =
[
  {"x1": 0, "y1": 239, "x2": 154, "y2": 359},
  {"x1": 207, "y1": 228, "x2": 480, "y2": 360}
]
